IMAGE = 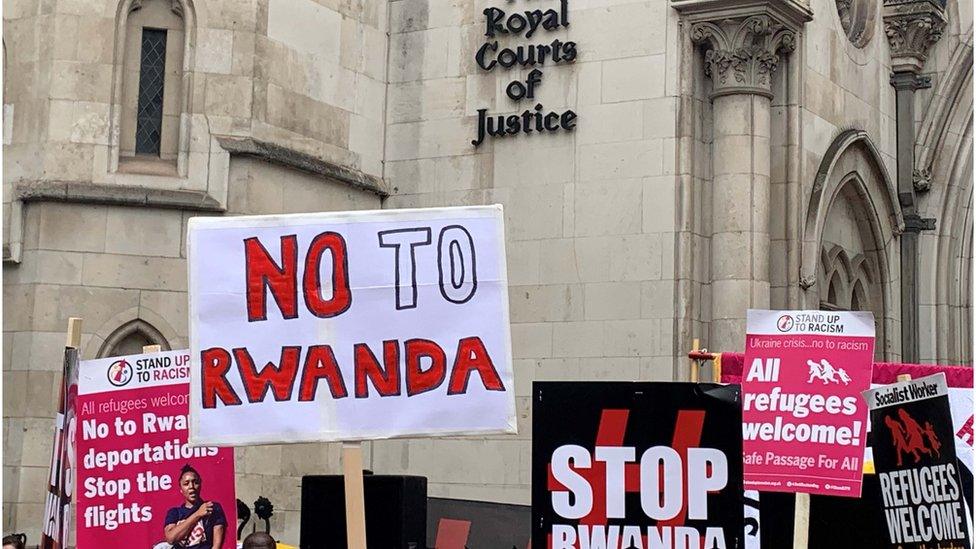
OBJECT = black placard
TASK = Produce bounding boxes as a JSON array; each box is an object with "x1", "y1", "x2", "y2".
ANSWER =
[
  {"x1": 867, "y1": 374, "x2": 972, "y2": 549},
  {"x1": 532, "y1": 382, "x2": 744, "y2": 549}
]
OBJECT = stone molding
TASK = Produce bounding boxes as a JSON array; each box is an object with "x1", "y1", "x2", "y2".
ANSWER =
[
  {"x1": 13, "y1": 181, "x2": 225, "y2": 212},
  {"x1": 913, "y1": 28, "x2": 972, "y2": 181},
  {"x1": 672, "y1": 0, "x2": 812, "y2": 99},
  {"x1": 2, "y1": 180, "x2": 224, "y2": 264},
  {"x1": 890, "y1": 71, "x2": 933, "y2": 90},
  {"x1": 215, "y1": 136, "x2": 389, "y2": 197},
  {"x1": 883, "y1": 0, "x2": 948, "y2": 74},
  {"x1": 903, "y1": 212, "x2": 937, "y2": 232}
]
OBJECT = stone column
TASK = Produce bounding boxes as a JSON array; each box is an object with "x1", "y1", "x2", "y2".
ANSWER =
[
  {"x1": 675, "y1": 2, "x2": 810, "y2": 351},
  {"x1": 884, "y1": 0, "x2": 946, "y2": 362}
]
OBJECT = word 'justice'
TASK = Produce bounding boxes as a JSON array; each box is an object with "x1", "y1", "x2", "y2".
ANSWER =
[{"x1": 472, "y1": 0, "x2": 578, "y2": 146}]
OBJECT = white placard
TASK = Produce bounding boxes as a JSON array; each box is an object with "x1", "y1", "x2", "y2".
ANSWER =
[
  {"x1": 78, "y1": 349, "x2": 191, "y2": 395},
  {"x1": 188, "y1": 205, "x2": 515, "y2": 446}
]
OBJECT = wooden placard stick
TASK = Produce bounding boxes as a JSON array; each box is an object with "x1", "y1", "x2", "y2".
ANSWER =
[
  {"x1": 66, "y1": 317, "x2": 82, "y2": 349},
  {"x1": 793, "y1": 492, "x2": 810, "y2": 548},
  {"x1": 142, "y1": 344, "x2": 162, "y2": 354},
  {"x1": 794, "y1": 371, "x2": 908, "y2": 546},
  {"x1": 690, "y1": 338, "x2": 700, "y2": 383},
  {"x1": 342, "y1": 442, "x2": 367, "y2": 548}
]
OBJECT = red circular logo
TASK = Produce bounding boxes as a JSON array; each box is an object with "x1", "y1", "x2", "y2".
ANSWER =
[
  {"x1": 776, "y1": 315, "x2": 795, "y2": 332},
  {"x1": 107, "y1": 359, "x2": 133, "y2": 387}
]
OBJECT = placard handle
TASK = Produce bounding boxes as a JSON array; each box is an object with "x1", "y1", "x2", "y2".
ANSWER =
[
  {"x1": 66, "y1": 317, "x2": 82, "y2": 348},
  {"x1": 342, "y1": 442, "x2": 367, "y2": 548},
  {"x1": 793, "y1": 492, "x2": 810, "y2": 548}
]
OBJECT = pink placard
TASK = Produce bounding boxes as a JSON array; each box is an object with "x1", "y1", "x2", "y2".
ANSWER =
[
  {"x1": 76, "y1": 350, "x2": 236, "y2": 548},
  {"x1": 741, "y1": 310, "x2": 874, "y2": 497}
]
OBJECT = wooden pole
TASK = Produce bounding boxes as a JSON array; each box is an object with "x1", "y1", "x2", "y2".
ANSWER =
[
  {"x1": 342, "y1": 442, "x2": 367, "y2": 548},
  {"x1": 793, "y1": 365, "x2": 902, "y2": 546},
  {"x1": 793, "y1": 492, "x2": 810, "y2": 549},
  {"x1": 65, "y1": 317, "x2": 82, "y2": 349},
  {"x1": 142, "y1": 344, "x2": 162, "y2": 353},
  {"x1": 712, "y1": 353, "x2": 723, "y2": 383},
  {"x1": 690, "y1": 338, "x2": 700, "y2": 382}
]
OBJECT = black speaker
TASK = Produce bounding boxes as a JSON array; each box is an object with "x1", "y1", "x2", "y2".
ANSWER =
[
  {"x1": 300, "y1": 475, "x2": 427, "y2": 549},
  {"x1": 758, "y1": 475, "x2": 887, "y2": 548}
]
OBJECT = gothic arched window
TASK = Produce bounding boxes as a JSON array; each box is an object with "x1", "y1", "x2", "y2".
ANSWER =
[
  {"x1": 115, "y1": 0, "x2": 188, "y2": 169},
  {"x1": 97, "y1": 319, "x2": 170, "y2": 358},
  {"x1": 816, "y1": 176, "x2": 889, "y2": 359}
]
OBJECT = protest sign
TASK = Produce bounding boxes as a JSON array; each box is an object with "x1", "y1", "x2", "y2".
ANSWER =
[
  {"x1": 76, "y1": 350, "x2": 236, "y2": 548},
  {"x1": 864, "y1": 373, "x2": 971, "y2": 549},
  {"x1": 948, "y1": 387, "x2": 974, "y2": 517},
  {"x1": 187, "y1": 205, "x2": 515, "y2": 446},
  {"x1": 719, "y1": 359, "x2": 972, "y2": 548},
  {"x1": 742, "y1": 309, "x2": 874, "y2": 497},
  {"x1": 532, "y1": 382, "x2": 743, "y2": 549},
  {"x1": 41, "y1": 329, "x2": 80, "y2": 549}
]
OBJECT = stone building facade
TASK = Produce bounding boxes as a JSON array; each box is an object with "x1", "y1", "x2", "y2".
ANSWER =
[{"x1": 2, "y1": 0, "x2": 972, "y2": 543}]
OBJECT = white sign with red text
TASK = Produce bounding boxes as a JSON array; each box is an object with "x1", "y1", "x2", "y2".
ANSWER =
[{"x1": 187, "y1": 206, "x2": 515, "y2": 446}]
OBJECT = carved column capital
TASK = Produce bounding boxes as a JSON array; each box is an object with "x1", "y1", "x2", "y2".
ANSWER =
[
  {"x1": 690, "y1": 16, "x2": 798, "y2": 98},
  {"x1": 883, "y1": 0, "x2": 947, "y2": 74},
  {"x1": 672, "y1": 1, "x2": 811, "y2": 99}
]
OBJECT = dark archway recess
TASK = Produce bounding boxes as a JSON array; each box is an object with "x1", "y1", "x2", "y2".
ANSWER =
[{"x1": 97, "y1": 318, "x2": 171, "y2": 358}]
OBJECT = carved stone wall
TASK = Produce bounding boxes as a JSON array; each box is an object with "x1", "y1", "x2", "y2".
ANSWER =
[{"x1": 836, "y1": 0, "x2": 878, "y2": 47}]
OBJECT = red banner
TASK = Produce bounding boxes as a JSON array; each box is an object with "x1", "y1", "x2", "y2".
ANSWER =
[{"x1": 720, "y1": 355, "x2": 973, "y2": 388}]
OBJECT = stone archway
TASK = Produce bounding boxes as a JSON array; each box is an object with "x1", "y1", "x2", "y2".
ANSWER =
[
  {"x1": 97, "y1": 318, "x2": 172, "y2": 358},
  {"x1": 87, "y1": 305, "x2": 182, "y2": 359},
  {"x1": 800, "y1": 130, "x2": 902, "y2": 359}
]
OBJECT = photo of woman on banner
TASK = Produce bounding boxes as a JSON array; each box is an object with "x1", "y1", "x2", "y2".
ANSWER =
[{"x1": 163, "y1": 464, "x2": 227, "y2": 549}]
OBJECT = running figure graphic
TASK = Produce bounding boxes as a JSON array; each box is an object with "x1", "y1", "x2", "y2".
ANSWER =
[
  {"x1": 837, "y1": 368, "x2": 852, "y2": 385},
  {"x1": 806, "y1": 359, "x2": 845, "y2": 385},
  {"x1": 922, "y1": 421, "x2": 942, "y2": 458},
  {"x1": 885, "y1": 409, "x2": 940, "y2": 466},
  {"x1": 806, "y1": 360, "x2": 822, "y2": 383},
  {"x1": 899, "y1": 408, "x2": 932, "y2": 463},
  {"x1": 819, "y1": 359, "x2": 839, "y2": 385},
  {"x1": 884, "y1": 415, "x2": 912, "y2": 467}
]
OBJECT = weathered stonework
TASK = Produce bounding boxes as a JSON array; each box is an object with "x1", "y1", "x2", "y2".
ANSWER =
[
  {"x1": 1, "y1": 0, "x2": 972, "y2": 544},
  {"x1": 883, "y1": 0, "x2": 948, "y2": 73},
  {"x1": 836, "y1": 0, "x2": 878, "y2": 48},
  {"x1": 884, "y1": 0, "x2": 948, "y2": 362},
  {"x1": 674, "y1": 0, "x2": 810, "y2": 350},
  {"x1": 690, "y1": 15, "x2": 798, "y2": 98}
]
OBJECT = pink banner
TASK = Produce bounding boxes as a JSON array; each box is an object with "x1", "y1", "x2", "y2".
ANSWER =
[
  {"x1": 76, "y1": 350, "x2": 236, "y2": 549},
  {"x1": 741, "y1": 310, "x2": 874, "y2": 497},
  {"x1": 41, "y1": 348, "x2": 79, "y2": 549},
  {"x1": 720, "y1": 354, "x2": 973, "y2": 388}
]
